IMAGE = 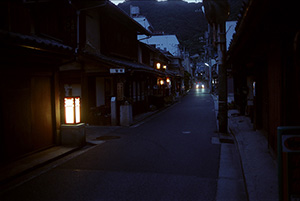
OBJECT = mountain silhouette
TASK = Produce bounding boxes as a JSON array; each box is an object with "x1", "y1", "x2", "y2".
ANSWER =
[{"x1": 118, "y1": 0, "x2": 208, "y2": 55}]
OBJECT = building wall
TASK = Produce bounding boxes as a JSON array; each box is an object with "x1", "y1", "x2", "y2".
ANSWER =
[
  {"x1": 267, "y1": 40, "x2": 282, "y2": 151},
  {"x1": 85, "y1": 10, "x2": 101, "y2": 54},
  {"x1": 1, "y1": 72, "x2": 55, "y2": 164},
  {"x1": 99, "y1": 9, "x2": 138, "y2": 60},
  {"x1": 96, "y1": 77, "x2": 105, "y2": 107},
  {"x1": 0, "y1": 2, "x2": 76, "y2": 164},
  {"x1": 139, "y1": 35, "x2": 181, "y2": 57}
]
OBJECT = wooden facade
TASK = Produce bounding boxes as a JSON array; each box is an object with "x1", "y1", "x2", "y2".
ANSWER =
[
  {"x1": 0, "y1": 0, "x2": 179, "y2": 165},
  {"x1": 227, "y1": 0, "x2": 300, "y2": 153},
  {"x1": 0, "y1": 1, "x2": 75, "y2": 164}
]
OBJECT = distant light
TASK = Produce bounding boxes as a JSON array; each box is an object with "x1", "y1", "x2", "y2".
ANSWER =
[
  {"x1": 205, "y1": 63, "x2": 209, "y2": 66},
  {"x1": 163, "y1": 65, "x2": 167, "y2": 70},
  {"x1": 160, "y1": 80, "x2": 164, "y2": 85},
  {"x1": 166, "y1": 77, "x2": 170, "y2": 83}
]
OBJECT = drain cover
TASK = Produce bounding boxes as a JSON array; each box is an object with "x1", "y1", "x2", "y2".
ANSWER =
[{"x1": 95, "y1": 136, "x2": 121, "y2": 140}]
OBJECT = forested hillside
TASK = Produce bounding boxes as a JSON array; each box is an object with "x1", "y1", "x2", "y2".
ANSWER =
[{"x1": 118, "y1": 0, "x2": 208, "y2": 55}]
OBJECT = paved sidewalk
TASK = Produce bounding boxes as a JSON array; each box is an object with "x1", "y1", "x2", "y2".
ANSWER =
[
  {"x1": 212, "y1": 94, "x2": 278, "y2": 201},
  {"x1": 228, "y1": 109, "x2": 278, "y2": 201}
]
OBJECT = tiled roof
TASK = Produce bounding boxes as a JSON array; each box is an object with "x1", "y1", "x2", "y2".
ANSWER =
[
  {"x1": 226, "y1": 0, "x2": 250, "y2": 56},
  {"x1": 0, "y1": 30, "x2": 73, "y2": 51},
  {"x1": 82, "y1": 51, "x2": 167, "y2": 76}
]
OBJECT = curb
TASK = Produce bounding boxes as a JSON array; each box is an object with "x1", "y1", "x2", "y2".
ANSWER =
[
  {"x1": 211, "y1": 93, "x2": 250, "y2": 201},
  {"x1": 228, "y1": 118, "x2": 250, "y2": 201}
]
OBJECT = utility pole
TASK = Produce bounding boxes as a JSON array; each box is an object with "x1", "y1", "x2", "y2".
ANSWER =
[
  {"x1": 202, "y1": 0, "x2": 229, "y2": 133},
  {"x1": 217, "y1": 23, "x2": 227, "y2": 133}
]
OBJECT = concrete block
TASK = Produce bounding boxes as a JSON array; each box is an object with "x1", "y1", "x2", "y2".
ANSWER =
[
  {"x1": 61, "y1": 123, "x2": 86, "y2": 147},
  {"x1": 120, "y1": 104, "x2": 132, "y2": 126}
]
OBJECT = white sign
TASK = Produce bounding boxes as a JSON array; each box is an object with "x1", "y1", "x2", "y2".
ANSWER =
[{"x1": 110, "y1": 68, "x2": 125, "y2": 74}]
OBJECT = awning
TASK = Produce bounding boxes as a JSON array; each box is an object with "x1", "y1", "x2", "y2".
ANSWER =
[{"x1": 82, "y1": 51, "x2": 167, "y2": 76}]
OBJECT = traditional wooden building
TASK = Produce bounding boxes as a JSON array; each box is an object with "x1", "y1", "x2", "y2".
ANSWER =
[
  {"x1": 0, "y1": 0, "x2": 75, "y2": 164},
  {"x1": 64, "y1": 0, "x2": 175, "y2": 125},
  {"x1": 227, "y1": 0, "x2": 300, "y2": 153},
  {"x1": 0, "y1": 0, "x2": 176, "y2": 166}
]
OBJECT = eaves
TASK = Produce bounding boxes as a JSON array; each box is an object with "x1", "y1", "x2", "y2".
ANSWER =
[
  {"x1": 81, "y1": 51, "x2": 166, "y2": 76},
  {"x1": 226, "y1": 0, "x2": 272, "y2": 63},
  {"x1": 0, "y1": 30, "x2": 73, "y2": 55}
]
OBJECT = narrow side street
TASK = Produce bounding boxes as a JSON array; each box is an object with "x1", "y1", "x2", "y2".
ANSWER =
[{"x1": 0, "y1": 89, "x2": 247, "y2": 201}]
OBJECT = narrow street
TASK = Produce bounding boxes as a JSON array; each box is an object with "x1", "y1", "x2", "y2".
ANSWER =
[{"x1": 1, "y1": 89, "x2": 246, "y2": 201}]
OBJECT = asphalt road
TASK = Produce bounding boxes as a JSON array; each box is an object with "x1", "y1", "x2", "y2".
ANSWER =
[{"x1": 1, "y1": 89, "x2": 223, "y2": 201}]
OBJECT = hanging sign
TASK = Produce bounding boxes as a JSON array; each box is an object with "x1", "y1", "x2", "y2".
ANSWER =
[{"x1": 110, "y1": 68, "x2": 125, "y2": 74}]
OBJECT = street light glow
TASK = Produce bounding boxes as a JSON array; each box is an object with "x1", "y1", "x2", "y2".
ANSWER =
[{"x1": 156, "y1": 63, "x2": 161, "y2": 70}]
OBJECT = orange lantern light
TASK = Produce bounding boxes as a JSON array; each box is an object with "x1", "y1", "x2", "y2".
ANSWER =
[
  {"x1": 64, "y1": 97, "x2": 81, "y2": 124},
  {"x1": 156, "y1": 63, "x2": 161, "y2": 70}
]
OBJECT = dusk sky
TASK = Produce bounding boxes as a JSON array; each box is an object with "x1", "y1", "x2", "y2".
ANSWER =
[{"x1": 111, "y1": 0, "x2": 203, "y2": 5}]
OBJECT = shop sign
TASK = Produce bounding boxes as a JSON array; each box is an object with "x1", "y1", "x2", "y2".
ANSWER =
[{"x1": 110, "y1": 68, "x2": 125, "y2": 74}]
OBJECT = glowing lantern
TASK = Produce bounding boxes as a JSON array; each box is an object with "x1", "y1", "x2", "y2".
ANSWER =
[
  {"x1": 163, "y1": 65, "x2": 167, "y2": 70},
  {"x1": 166, "y1": 77, "x2": 170, "y2": 83},
  {"x1": 160, "y1": 80, "x2": 164, "y2": 85},
  {"x1": 64, "y1": 97, "x2": 81, "y2": 124},
  {"x1": 156, "y1": 63, "x2": 161, "y2": 70}
]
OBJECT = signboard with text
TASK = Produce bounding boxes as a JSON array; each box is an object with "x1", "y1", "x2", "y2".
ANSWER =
[{"x1": 110, "y1": 68, "x2": 125, "y2": 74}]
